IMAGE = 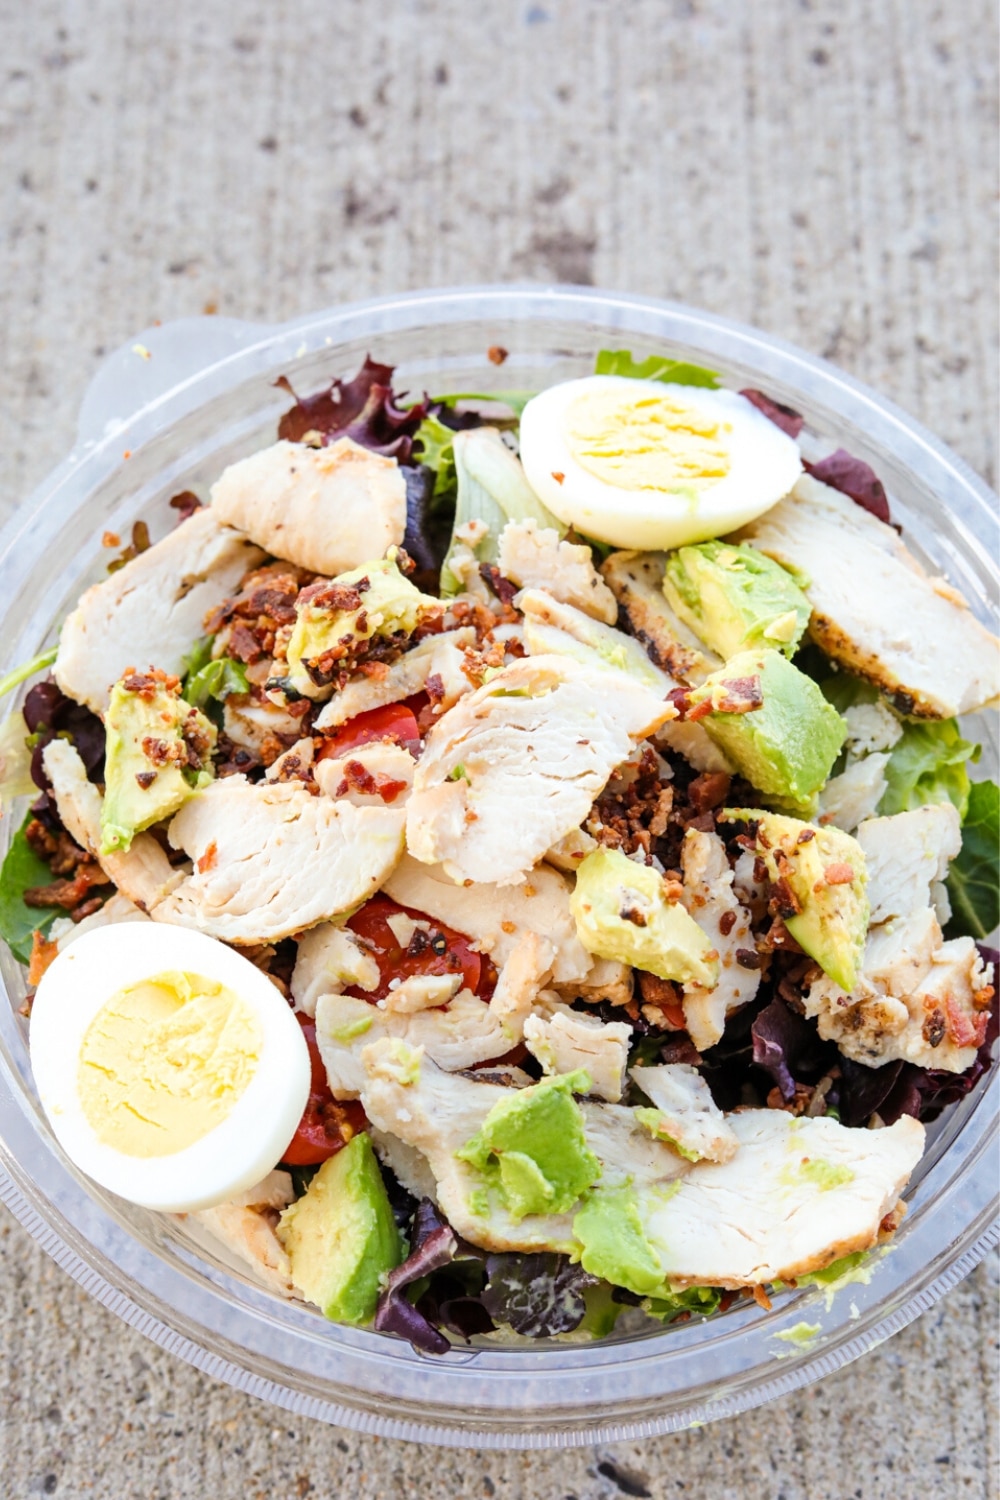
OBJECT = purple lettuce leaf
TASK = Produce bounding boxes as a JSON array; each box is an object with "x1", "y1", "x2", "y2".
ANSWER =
[
  {"x1": 276, "y1": 356, "x2": 431, "y2": 461},
  {"x1": 481, "y1": 1252, "x2": 597, "y2": 1338},
  {"x1": 24, "y1": 679, "x2": 105, "y2": 795},
  {"x1": 373, "y1": 1201, "x2": 461, "y2": 1354},
  {"x1": 739, "y1": 388, "x2": 804, "y2": 439},
  {"x1": 751, "y1": 998, "x2": 830, "y2": 1102},
  {"x1": 804, "y1": 448, "x2": 892, "y2": 525}
]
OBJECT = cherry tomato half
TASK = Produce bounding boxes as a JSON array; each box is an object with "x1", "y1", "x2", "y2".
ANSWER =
[
  {"x1": 281, "y1": 1015, "x2": 367, "y2": 1165},
  {"x1": 346, "y1": 893, "x2": 483, "y2": 1002},
  {"x1": 316, "y1": 703, "x2": 421, "y2": 762}
]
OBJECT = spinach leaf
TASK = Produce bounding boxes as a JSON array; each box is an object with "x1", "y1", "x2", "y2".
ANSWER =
[
  {"x1": 0, "y1": 814, "x2": 59, "y2": 964},
  {"x1": 946, "y1": 780, "x2": 1000, "y2": 941},
  {"x1": 594, "y1": 349, "x2": 720, "y2": 388}
]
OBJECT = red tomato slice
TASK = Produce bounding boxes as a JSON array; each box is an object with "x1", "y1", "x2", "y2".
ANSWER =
[
  {"x1": 281, "y1": 1015, "x2": 367, "y2": 1165},
  {"x1": 346, "y1": 893, "x2": 482, "y2": 1002},
  {"x1": 316, "y1": 703, "x2": 421, "y2": 762}
]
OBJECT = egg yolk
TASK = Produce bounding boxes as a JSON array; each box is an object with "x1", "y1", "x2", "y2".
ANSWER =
[
  {"x1": 566, "y1": 389, "x2": 732, "y2": 493},
  {"x1": 77, "y1": 971, "x2": 261, "y2": 1158}
]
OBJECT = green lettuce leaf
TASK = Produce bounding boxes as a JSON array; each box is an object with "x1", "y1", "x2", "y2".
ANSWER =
[
  {"x1": 594, "y1": 349, "x2": 720, "y2": 388},
  {"x1": 945, "y1": 780, "x2": 1000, "y2": 940},
  {"x1": 182, "y1": 657, "x2": 249, "y2": 711},
  {"x1": 820, "y1": 672, "x2": 978, "y2": 818},
  {"x1": 0, "y1": 814, "x2": 59, "y2": 964},
  {"x1": 880, "y1": 719, "x2": 979, "y2": 820}
]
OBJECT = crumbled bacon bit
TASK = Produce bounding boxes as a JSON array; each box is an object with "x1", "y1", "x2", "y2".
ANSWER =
[
  {"x1": 479, "y1": 562, "x2": 519, "y2": 606},
  {"x1": 719, "y1": 909, "x2": 738, "y2": 937},
  {"x1": 135, "y1": 769, "x2": 157, "y2": 789},
  {"x1": 768, "y1": 876, "x2": 803, "y2": 921},
  {"x1": 922, "y1": 1007, "x2": 946, "y2": 1048},
  {"x1": 735, "y1": 947, "x2": 761, "y2": 970},
  {"x1": 487, "y1": 345, "x2": 508, "y2": 365},
  {"x1": 336, "y1": 759, "x2": 408, "y2": 804},
  {"x1": 197, "y1": 841, "x2": 219, "y2": 874},
  {"x1": 687, "y1": 771, "x2": 732, "y2": 814},
  {"x1": 71, "y1": 896, "x2": 105, "y2": 923},
  {"x1": 27, "y1": 931, "x2": 59, "y2": 986},
  {"x1": 120, "y1": 667, "x2": 180, "y2": 699},
  {"x1": 551, "y1": 471, "x2": 565, "y2": 484},
  {"x1": 944, "y1": 995, "x2": 988, "y2": 1049},
  {"x1": 823, "y1": 862, "x2": 856, "y2": 885},
  {"x1": 620, "y1": 905, "x2": 647, "y2": 927},
  {"x1": 425, "y1": 672, "x2": 446, "y2": 711},
  {"x1": 714, "y1": 675, "x2": 764, "y2": 714},
  {"x1": 101, "y1": 530, "x2": 120, "y2": 548},
  {"x1": 796, "y1": 828, "x2": 816, "y2": 844},
  {"x1": 169, "y1": 490, "x2": 203, "y2": 524},
  {"x1": 24, "y1": 862, "x2": 109, "y2": 912},
  {"x1": 752, "y1": 1285, "x2": 772, "y2": 1311}
]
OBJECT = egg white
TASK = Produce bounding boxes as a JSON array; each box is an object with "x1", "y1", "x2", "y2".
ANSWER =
[
  {"x1": 518, "y1": 375, "x2": 803, "y2": 550},
  {"x1": 29, "y1": 923, "x2": 311, "y2": 1213}
]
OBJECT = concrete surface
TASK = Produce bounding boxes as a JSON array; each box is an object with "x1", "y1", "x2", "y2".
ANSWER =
[{"x1": 0, "y1": 0, "x2": 997, "y2": 1494}]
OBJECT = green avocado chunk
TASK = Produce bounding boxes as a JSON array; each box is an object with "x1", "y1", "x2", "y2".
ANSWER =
[
  {"x1": 100, "y1": 670, "x2": 216, "y2": 856},
  {"x1": 686, "y1": 649, "x2": 846, "y2": 811},
  {"x1": 277, "y1": 1133, "x2": 403, "y2": 1325},
  {"x1": 573, "y1": 1184, "x2": 667, "y2": 1298},
  {"x1": 285, "y1": 553, "x2": 441, "y2": 697},
  {"x1": 721, "y1": 807, "x2": 869, "y2": 993},
  {"x1": 455, "y1": 1070, "x2": 601, "y2": 1220},
  {"x1": 662, "y1": 541, "x2": 810, "y2": 660},
  {"x1": 569, "y1": 847, "x2": 719, "y2": 988}
]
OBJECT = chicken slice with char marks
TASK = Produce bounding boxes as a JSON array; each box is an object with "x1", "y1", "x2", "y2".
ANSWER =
[
  {"x1": 738, "y1": 474, "x2": 1000, "y2": 718},
  {"x1": 55, "y1": 508, "x2": 264, "y2": 714},
  {"x1": 600, "y1": 550, "x2": 723, "y2": 685},
  {"x1": 190, "y1": 1169, "x2": 297, "y2": 1296},
  {"x1": 155, "y1": 775, "x2": 405, "y2": 944},
  {"x1": 405, "y1": 654, "x2": 675, "y2": 886},
  {"x1": 210, "y1": 437, "x2": 406, "y2": 577}
]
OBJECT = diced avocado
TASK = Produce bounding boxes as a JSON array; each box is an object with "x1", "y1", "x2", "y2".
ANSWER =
[
  {"x1": 662, "y1": 541, "x2": 810, "y2": 660},
  {"x1": 276, "y1": 1132, "x2": 403, "y2": 1325},
  {"x1": 455, "y1": 1069, "x2": 601, "y2": 1220},
  {"x1": 285, "y1": 554, "x2": 441, "y2": 697},
  {"x1": 721, "y1": 807, "x2": 869, "y2": 992},
  {"x1": 570, "y1": 847, "x2": 719, "y2": 988},
  {"x1": 572, "y1": 1184, "x2": 666, "y2": 1297},
  {"x1": 100, "y1": 670, "x2": 216, "y2": 856},
  {"x1": 686, "y1": 649, "x2": 846, "y2": 811}
]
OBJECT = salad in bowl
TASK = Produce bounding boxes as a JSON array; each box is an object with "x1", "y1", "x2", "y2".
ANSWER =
[{"x1": 3, "y1": 338, "x2": 997, "y2": 1363}]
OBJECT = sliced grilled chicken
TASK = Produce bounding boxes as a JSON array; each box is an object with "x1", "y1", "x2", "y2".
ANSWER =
[
  {"x1": 55, "y1": 508, "x2": 264, "y2": 714},
  {"x1": 405, "y1": 654, "x2": 674, "y2": 886},
  {"x1": 210, "y1": 437, "x2": 406, "y2": 576},
  {"x1": 739, "y1": 474, "x2": 1000, "y2": 718},
  {"x1": 314, "y1": 741, "x2": 416, "y2": 807},
  {"x1": 191, "y1": 1169, "x2": 297, "y2": 1295},
  {"x1": 856, "y1": 803, "x2": 962, "y2": 924},
  {"x1": 600, "y1": 550, "x2": 723, "y2": 685},
  {"x1": 313, "y1": 628, "x2": 476, "y2": 731},
  {"x1": 804, "y1": 805, "x2": 990, "y2": 1070},
  {"x1": 629, "y1": 1063, "x2": 739, "y2": 1162},
  {"x1": 316, "y1": 989, "x2": 512, "y2": 1097},
  {"x1": 679, "y1": 829, "x2": 760, "y2": 1051},
  {"x1": 497, "y1": 518, "x2": 618, "y2": 623},
  {"x1": 643, "y1": 1110, "x2": 924, "y2": 1287},
  {"x1": 290, "y1": 923, "x2": 380, "y2": 1018},
  {"x1": 357, "y1": 1042, "x2": 923, "y2": 1278},
  {"x1": 523, "y1": 1008, "x2": 632, "y2": 1101},
  {"x1": 42, "y1": 740, "x2": 183, "y2": 913},
  {"x1": 156, "y1": 775, "x2": 405, "y2": 943}
]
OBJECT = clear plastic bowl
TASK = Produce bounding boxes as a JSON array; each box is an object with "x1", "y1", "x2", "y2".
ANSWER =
[{"x1": 0, "y1": 286, "x2": 996, "y2": 1449}]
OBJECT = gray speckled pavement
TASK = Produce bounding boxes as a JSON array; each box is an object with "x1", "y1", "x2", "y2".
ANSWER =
[{"x1": 0, "y1": 2, "x2": 997, "y2": 1495}]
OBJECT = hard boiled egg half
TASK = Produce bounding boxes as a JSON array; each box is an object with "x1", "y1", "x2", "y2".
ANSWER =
[
  {"x1": 518, "y1": 375, "x2": 802, "y2": 549},
  {"x1": 29, "y1": 923, "x2": 311, "y2": 1212}
]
